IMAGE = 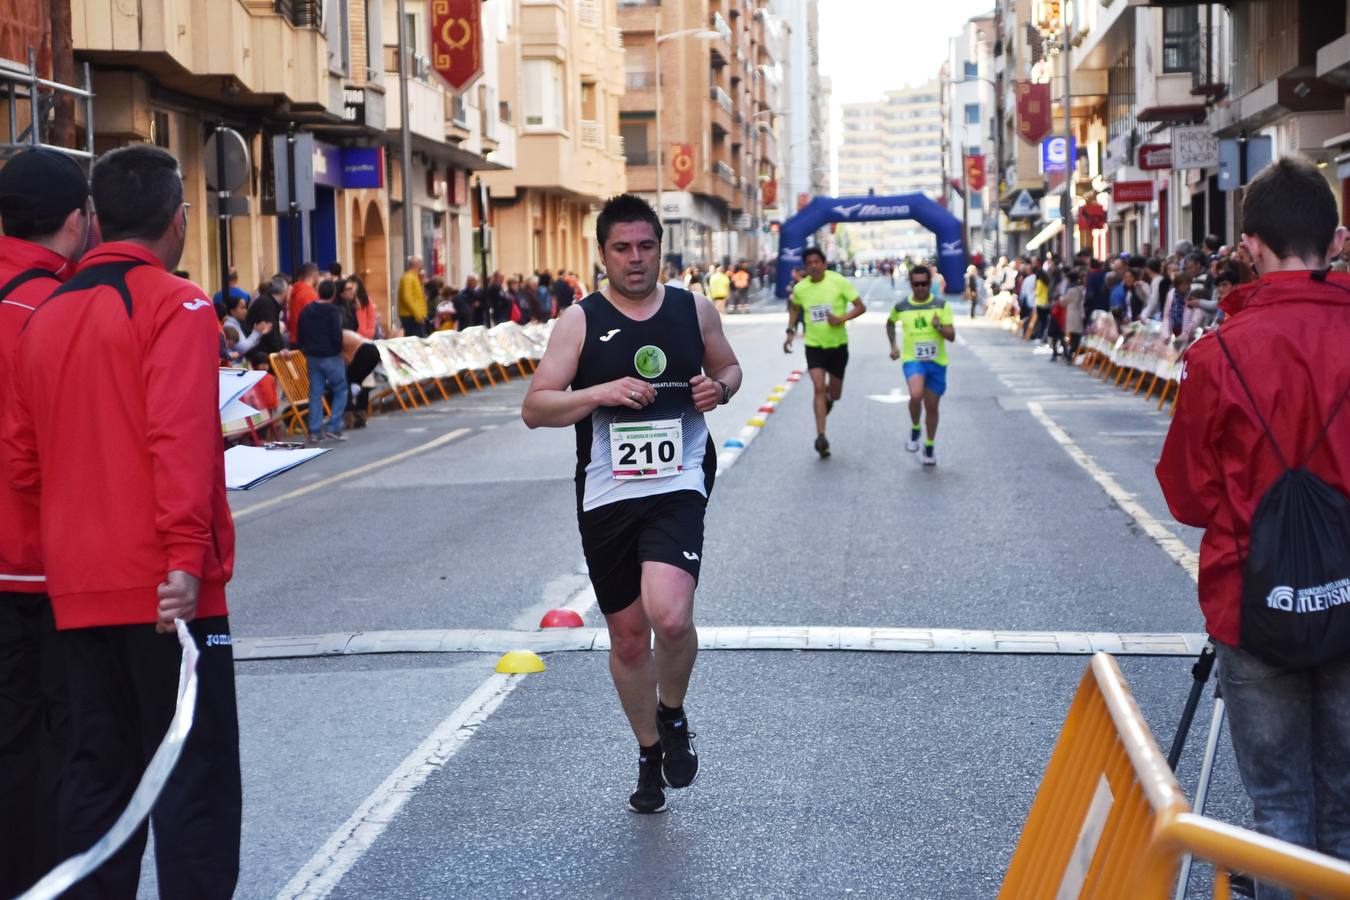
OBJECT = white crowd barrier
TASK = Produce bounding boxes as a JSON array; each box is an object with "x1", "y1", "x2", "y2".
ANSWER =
[
  {"x1": 370, "y1": 320, "x2": 553, "y2": 396},
  {"x1": 1080, "y1": 311, "x2": 1183, "y2": 383}
]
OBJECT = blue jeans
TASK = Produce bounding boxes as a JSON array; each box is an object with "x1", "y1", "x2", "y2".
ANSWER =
[
  {"x1": 1216, "y1": 642, "x2": 1350, "y2": 898},
  {"x1": 307, "y1": 354, "x2": 347, "y2": 435}
]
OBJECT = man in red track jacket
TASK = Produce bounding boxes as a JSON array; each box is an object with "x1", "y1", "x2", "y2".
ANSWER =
[
  {"x1": 2, "y1": 144, "x2": 241, "y2": 898},
  {"x1": 1157, "y1": 157, "x2": 1350, "y2": 870},
  {"x1": 0, "y1": 148, "x2": 89, "y2": 897}
]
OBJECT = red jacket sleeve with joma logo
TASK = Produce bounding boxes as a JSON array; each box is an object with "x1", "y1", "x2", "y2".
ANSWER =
[{"x1": 2, "y1": 242, "x2": 235, "y2": 629}]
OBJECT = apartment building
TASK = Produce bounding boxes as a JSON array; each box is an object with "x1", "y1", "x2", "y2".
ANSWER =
[
  {"x1": 618, "y1": 0, "x2": 785, "y2": 268},
  {"x1": 382, "y1": 0, "x2": 511, "y2": 289},
  {"x1": 479, "y1": 0, "x2": 626, "y2": 281},
  {"x1": 942, "y1": 11, "x2": 997, "y2": 262},
  {"x1": 64, "y1": 0, "x2": 398, "y2": 313},
  {"x1": 774, "y1": 0, "x2": 827, "y2": 218},
  {"x1": 837, "y1": 82, "x2": 944, "y2": 261}
]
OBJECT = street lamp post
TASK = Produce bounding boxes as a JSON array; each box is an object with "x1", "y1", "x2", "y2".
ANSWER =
[{"x1": 654, "y1": 16, "x2": 721, "y2": 265}]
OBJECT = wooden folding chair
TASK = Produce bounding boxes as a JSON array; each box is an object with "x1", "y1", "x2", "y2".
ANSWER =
[{"x1": 268, "y1": 350, "x2": 330, "y2": 436}]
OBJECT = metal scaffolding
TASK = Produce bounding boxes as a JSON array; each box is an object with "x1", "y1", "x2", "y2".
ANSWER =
[{"x1": 0, "y1": 47, "x2": 94, "y2": 163}]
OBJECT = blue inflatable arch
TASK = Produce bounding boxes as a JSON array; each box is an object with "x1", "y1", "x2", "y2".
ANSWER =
[{"x1": 775, "y1": 194, "x2": 966, "y2": 298}]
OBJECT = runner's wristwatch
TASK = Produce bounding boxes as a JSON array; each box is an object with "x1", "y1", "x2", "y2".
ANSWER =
[{"x1": 716, "y1": 380, "x2": 731, "y2": 405}]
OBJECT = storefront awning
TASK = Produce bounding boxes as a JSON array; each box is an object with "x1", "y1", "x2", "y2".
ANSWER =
[{"x1": 1026, "y1": 219, "x2": 1064, "y2": 252}]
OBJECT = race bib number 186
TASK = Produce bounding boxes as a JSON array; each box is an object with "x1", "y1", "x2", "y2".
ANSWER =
[
  {"x1": 809, "y1": 305, "x2": 832, "y2": 323},
  {"x1": 611, "y1": 419, "x2": 683, "y2": 480}
]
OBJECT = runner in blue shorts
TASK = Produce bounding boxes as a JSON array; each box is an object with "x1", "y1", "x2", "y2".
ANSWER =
[{"x1": 885, "y1": 264, "x2": 955, "y2": 466}]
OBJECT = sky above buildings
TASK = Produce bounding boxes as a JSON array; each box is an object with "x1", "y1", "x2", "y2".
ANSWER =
[{"x1": 819, "y1": 0, "x2": 997, "y2": 191}]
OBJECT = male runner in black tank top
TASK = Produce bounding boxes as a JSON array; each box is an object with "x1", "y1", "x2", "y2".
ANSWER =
[{"x1": 523, "y1": 194, "x2": 742, "y2": 814}]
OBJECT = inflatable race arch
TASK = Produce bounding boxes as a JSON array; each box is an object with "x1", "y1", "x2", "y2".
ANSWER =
[{"x1": 774, "y1": 194, "x2": 966, "y2": 298}]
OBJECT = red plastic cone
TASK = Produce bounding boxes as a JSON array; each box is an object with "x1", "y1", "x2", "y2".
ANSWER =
[{"x1": 540, "y1": 608, "x2": 584, "y2": 629}]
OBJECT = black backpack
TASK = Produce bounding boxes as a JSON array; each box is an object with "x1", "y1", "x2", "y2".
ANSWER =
[{"x1": 1217, "y1": 332, "x2": 1350, "y2": 668}]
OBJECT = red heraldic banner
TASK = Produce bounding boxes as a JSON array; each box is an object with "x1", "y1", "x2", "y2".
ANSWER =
[
  {"x1": 671, "y1": 144, "x2": 696, "y2": 189},
  {"x1": 1016, "y1": 81, "x2": 1051, "y2": 146},
  {"x1": 431, "y1": 0, "x2": 483, "y2": 92},
  {"x1": 965, "y1": 154, "x2": 986, "y2": 191}
]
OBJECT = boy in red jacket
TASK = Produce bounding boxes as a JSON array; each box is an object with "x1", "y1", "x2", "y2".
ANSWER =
[
  {"x1": 1158, "y1": 156, "x2": 1350, "y2": 879},
  {"x1": 2, "y1": 144, "x2": 240, "y2": 897},
  {"x1": 0, "y1": 147, "x2": 89, "y2": 897}
]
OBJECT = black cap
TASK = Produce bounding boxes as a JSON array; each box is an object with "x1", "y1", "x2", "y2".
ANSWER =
[{"x1": 0, "y1": 148, "x2": 89, "y2": 233}]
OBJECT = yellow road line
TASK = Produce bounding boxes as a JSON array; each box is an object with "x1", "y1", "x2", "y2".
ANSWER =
[{"x1": 231, "y1": 427, "x2": 472, "y2": 521}]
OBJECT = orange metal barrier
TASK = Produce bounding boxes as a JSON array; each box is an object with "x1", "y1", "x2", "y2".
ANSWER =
[{"x1": 1001, "y1": 653, "x2": 1350, "y2": 899}]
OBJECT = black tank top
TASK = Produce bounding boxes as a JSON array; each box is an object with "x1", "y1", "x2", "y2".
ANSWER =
[{"x1": 571, "y1": 287, "x2": 715, "y2": 511}]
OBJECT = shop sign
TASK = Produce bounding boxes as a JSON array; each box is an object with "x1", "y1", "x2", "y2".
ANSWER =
[
  {"x1": 1112, "y1": 180, "x2": 1154, "y2": 203},
  {"x1": 1172, "y1": 125, "x2": 1220, "y2": 170},
  {"x1": 341, "y1": 148, "x2": 384, "y2": 189},
  {"x1": 1138, "y1": 143, "x2": 1172, "y2": 171}
]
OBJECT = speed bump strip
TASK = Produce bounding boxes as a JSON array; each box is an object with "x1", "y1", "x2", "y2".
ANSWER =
[{"x1": 233, "y1": 627, "x2": 1208, "y2": 661}]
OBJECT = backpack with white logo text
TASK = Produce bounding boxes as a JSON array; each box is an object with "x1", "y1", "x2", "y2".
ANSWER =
[{"x1": 1218, "y1": 332, "x2": 1350, "y2": 668}]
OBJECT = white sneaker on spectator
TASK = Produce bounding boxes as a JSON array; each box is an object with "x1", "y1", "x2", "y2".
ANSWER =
[{"x1": 322, "y1": 431, "x2": 347, "y2": 442}]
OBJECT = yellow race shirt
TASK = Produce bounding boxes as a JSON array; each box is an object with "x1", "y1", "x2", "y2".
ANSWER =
[
  {"x1": 888, "y1": 295, "x2": 955, "y2": 365},
  {"x1": 791, "y1": 270, "x2": 859, "y2": 349}
]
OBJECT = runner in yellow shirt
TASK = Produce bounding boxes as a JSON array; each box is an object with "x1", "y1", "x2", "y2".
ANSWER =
[
  {"x1": 707, "y1": 266, "x2": 730, "y2": 313},
  {"x1": 886, "y1": 264, "x2": 955, "y2": 466},
  {"x1": 784, "y1": 247, "x2": 865, "y2": 458}
]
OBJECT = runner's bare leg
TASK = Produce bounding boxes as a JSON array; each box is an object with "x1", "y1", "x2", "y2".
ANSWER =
[
  {"x1": 810, "y1": 368, "x2": 828, "y2": 434},
  {"x1": 907, "y1": 374, "x2": 926, "y2": 430},
  {"x1": 923, "y1": 389, "x2": 941, "y2": 441},
  {"x1": 641, "y1": 561, "x2": 697, "y2": 708},
  {"x1": 606, "y1": 601, "x2": 659, "y2": 746}
]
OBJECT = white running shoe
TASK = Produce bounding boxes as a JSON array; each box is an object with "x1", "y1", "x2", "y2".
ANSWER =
[
  {"x1": 922, "y1": 445, "x2": 937, "y2": 466},
  {"x1": 905, "y1": 438, "x2": 920, "y2": 452}
]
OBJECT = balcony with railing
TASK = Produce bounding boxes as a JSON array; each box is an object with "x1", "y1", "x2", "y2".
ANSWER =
[
  {"x1": 75, "y1": 0, "x2": 340, "y2": 111},
  {"x1": 709, "y1": 85, "x2": 733, "y2": 135},
  {"x1": 709, "y1": 12, "x2": 731, "y2": 67},
  {"x1": 714, "y1": 160, "x2": 736, "y2": 184},
  {"x1": 1186, "y1": 27, "x2": 1227, "y2": 97}
]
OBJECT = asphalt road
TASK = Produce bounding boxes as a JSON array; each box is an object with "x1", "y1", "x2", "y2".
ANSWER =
[{"x1": 133, "y1": 277, "x2": 1247, "y2": 898}]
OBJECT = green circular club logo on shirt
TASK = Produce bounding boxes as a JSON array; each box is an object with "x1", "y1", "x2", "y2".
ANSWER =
[{"x1": 634, "y1": 345, "x2": 667, "y2": 378}]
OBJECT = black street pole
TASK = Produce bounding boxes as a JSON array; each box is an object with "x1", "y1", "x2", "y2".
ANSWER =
[
  {"x1": 475, "y1": 178, "x2": 491, "y2": 327},
  {"x1": 287, "y1": 123, "x2": 300, "y2": 277},
  {"x1": 1236, "y1": 129, "x2": 1248, "y2": 240},
  {"x1": 215, "y1": 123, "x2": 231, "y2": 311}
]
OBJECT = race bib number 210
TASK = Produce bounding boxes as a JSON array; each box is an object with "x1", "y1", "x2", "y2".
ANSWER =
[{"x1": 611, "y1": 419, "x2": 683, "y2": 480}]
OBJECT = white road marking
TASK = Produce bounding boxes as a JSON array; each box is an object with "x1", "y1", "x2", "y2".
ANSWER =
[
  {"x1": 1027, "y1": 402, "x2": 1198, "y2": 582},
  {"x1": 234, "y1": 626, "x2": 1207, "y2": 660},
  {"x1": 276, "y1": 672, "x2": 523, "y2": 900},
  {"x1": 232, "y1": 428, "x2": 472, "y2": 521},
  {"x1": 866, "y1": 388, "x2": 910, "y2": 404}
]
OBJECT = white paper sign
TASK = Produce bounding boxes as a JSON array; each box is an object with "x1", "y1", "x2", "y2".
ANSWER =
[{"x1": 1172, "y1": 125, "x2": 1220, "y2": 170}]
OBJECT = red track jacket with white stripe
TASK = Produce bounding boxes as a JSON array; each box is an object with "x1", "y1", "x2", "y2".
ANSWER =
[
  {"x1": 2, "y1": 242, "x2": 234, "y2": 628},
  {"x1": 0, "y1": 236, "x2": 74, "y2": 594}
]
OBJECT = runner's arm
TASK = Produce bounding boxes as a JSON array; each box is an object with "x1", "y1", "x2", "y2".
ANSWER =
[
  {"x1": 845, "y1": 297, "x2": 866, "y2": 322},
  {"x1": 694, "y1": 294, "x2": 743, "y2": 413},
  {"x1": 521, "y1": 306, "x2": 655, "y2": 428},
  {"x1": 784, "y1": 302, "x2": 800, "y2": 347},
  {"x1": 885, "y1": 318, "x2": 900, "y2": 359}
]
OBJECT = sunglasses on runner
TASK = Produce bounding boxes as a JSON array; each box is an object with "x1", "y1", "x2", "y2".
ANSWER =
[{"x1": 910, "y1": 279, "x2": 930, "y2": 287}]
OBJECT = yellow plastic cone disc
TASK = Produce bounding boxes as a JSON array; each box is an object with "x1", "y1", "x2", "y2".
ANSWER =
[{"x1": 496, "y1": 650, "x2": 546, "y2": 673}]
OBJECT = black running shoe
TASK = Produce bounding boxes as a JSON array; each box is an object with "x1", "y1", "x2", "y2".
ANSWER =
[
  {"x1": 814, "y1": 434, "x2": 831, "y2": 458},
  {"x1": 656, "y1": 710, "x2": 699, "y2": 788},
  {"x1": 628, "y1": 750, "x2": 667, "y2": 814}
]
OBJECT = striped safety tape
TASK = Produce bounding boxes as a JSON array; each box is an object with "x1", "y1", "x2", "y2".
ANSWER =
[{"x1": 19, "y1": 620, "x2": 201, "y2": 900}]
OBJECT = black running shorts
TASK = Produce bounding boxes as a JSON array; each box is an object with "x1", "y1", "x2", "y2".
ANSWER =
[
  {"x1": 804, "y1": 344, "x2": 849, "y2": 379},
  {"x1": 577, "y1": 489, "x2": 708, "y2": 616}
]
